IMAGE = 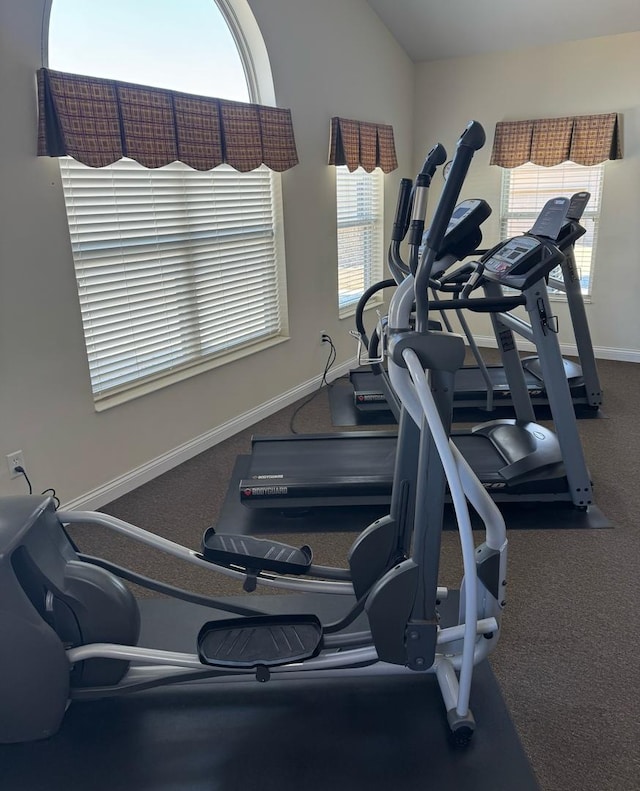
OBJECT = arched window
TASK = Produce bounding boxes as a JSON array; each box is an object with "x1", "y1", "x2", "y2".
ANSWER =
[{"x1": 47, "y1": 0, "x2": 287, "y2": 404}]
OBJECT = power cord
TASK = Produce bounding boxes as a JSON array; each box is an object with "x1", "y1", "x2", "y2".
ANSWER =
[
  {"x1": 289, "y1": 334, "x2": 337, "y2": 434},
  {"x1": 14, "y1": 466, "x2": 32, "y2": 494},
  {"x1": 41, "y1": 488, "x2": 61, "y2": 509},
  {"x1": 14, "y1": 465, "x2": 60, "y2": 509}
]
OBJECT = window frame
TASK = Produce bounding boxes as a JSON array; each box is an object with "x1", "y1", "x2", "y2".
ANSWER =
[
  {"x1": 45, "y1": 0, "x2": 289, "y2": 409},
  {"x1": 336, "y1": 165, "x2": 384, "y2": 319}
]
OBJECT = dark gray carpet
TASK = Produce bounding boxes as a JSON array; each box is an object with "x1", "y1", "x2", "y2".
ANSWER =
[{"x1": 67, "y1": 354, "x2": 640, "y2": 791}]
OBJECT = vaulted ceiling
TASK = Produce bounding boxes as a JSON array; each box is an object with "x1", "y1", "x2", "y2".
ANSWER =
[{"x1": 366, "y1": 0, "x2": 640, "y2": 61}]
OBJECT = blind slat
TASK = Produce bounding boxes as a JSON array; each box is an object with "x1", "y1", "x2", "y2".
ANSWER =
[{"x1": 60, "y1": 157, "x2": 284, "y2": 395}]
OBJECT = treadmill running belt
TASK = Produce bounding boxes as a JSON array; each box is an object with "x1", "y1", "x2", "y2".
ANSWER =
[
  {"x1": 245, "y1": 434, "x2": 508, "y2": 486},
  {"x1": 249, "y1": 435, "x2": 396, "y2": 478},
  {"x1": 455, "y1": 366, "x2": 514, "y2": 391}
]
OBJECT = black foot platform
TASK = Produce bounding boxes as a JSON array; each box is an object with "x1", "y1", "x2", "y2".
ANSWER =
[
  {"x1": 198, "y1": 614, "x2": 323, "y2": 667},
  {"x1": 0, "y1": 595, "x2": 540, "y2": 791}
]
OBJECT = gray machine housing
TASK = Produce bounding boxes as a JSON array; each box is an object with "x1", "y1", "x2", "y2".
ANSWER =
[{"x1": 0, "y1": 496, "x2": 139, "y2": 743}]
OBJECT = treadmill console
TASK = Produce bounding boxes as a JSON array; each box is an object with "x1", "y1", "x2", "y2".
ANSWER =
[
  {"x1": 529, "y1": 197, "x2": 570, "y2": 241},
  {"x1": 482, "y1": 235, "x2": 564, "y2": 290},
  {"x1": 566, "y1": 191, "x2": 590, "y2": 222},
  {"x1": 529, "y1": 192, "x2": 590, "y2": 247}
]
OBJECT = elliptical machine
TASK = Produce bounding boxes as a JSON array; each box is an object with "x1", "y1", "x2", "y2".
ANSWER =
[{"x1": 0, "y1": 121, "x2": 506, "y2": 748}]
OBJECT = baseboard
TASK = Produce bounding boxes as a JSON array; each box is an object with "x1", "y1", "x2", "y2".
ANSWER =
[
  {"x1": 59, "y1": 337, "x2": 639, "y2": 511},
  {"x1": 62, "y1": 357, "x2": 358, "y2": 511},
  {"x1": 472, "y1": 335, "x2": 640, "y2": 363}
]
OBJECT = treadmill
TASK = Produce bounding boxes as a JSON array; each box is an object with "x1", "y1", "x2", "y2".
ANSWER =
[
  {"x1": 351, "y1": 192, "x2": 603, "y2": 418},
  {"x1": 449, "y1": 191, "x2": 602, "y2": 412},
  {"x1": 240, "y1": 201, "x2": 595, "y2": 511}
]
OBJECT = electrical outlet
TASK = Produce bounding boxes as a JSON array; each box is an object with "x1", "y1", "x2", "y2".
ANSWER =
[
  {"x1": 320, "y1": 331, "x2": 330, "y2": 343},
  {"x1": 6, "y1": 450, "x2": 25, "y2": 479}
]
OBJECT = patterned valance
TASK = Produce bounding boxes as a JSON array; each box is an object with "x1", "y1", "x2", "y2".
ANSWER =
[
  {"x1": 36, "y1": 68, "x2": 299, "y2": 172},
  {"x1": 490, "y1": 112, "x2": 622, "y2": 168},
  {"x1": 328, "y1": 117, "x2": 397, "y2": 173}
]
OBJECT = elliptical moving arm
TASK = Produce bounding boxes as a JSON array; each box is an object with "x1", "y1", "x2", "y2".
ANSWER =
[{"x1": 415, "y1": 121, "x2": 486, "y2": 332}]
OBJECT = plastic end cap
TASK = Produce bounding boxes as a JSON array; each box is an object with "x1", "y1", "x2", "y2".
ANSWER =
[{"x1": 459, "y1": 120, "x2": 486, "y2": 151}]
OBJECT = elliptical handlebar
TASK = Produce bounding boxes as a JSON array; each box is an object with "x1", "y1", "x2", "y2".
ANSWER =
[
  {"x1": 407, "y1": 143, "x2": 448, "y2": 275},
  {"x1": 389, "y1": 178, "x2": 414, "y2": 282},
  {"x1": 391, "y1": 178, "x2": 414, "y2": 243},
  {"x1": 415, "y1": 121, "x2": 486, "y2": 331},
  {"x1": 419, "y1": 142, "x2": 448, "y2": 177}
]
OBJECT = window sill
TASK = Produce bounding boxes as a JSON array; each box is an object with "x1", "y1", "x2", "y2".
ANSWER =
[
  {"x1": 548, "y1": 293, "x2": 592, "y2": 304},
  {"x1": 339, "y1": 306, "x2": 358, "y2": 321},
  {"x1": 339, "y1": 295, "x2": 384, "y2": 321},
  {"x1": 93, "y1": 333, "x2": 290, "y2": 412}
]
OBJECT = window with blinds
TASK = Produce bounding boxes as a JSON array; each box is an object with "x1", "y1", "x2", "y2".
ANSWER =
[
  {"x1": 336, "y1": 166, "x2": 384, "y2": 315},
  {"x1": 60, "y1": 158, "x2": 284, "y2": 396},
  {"x1": 501, "y1": 161, "x2": 604, "y2": 295},
  {"x1": 49, "y1": 0, "x2": 288, "y2": 402}
]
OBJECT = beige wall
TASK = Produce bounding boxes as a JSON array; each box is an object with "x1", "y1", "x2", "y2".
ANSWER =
[
  {"x1": 0, "y1": 0, "x2": 414, "y2": 502},
  {"x1": 413, "y1": 32, "x2": 640, "y2": 355}
]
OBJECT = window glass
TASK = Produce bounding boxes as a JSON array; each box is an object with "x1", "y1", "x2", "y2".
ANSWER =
[
  {"x1": 49, "y1": 0, "x2": 249, "y2": 100},
  {"x1": 336, "y1": 167, "x2": 384, "y2": 315}
]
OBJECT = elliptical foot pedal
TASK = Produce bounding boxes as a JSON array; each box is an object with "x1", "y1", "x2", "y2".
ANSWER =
[
  {"x1": 197, "y1": 615, "x2": 323, "y2": 668},
  {"x1": 202, "y1": 528, "x2": 312, "y2": 575}
]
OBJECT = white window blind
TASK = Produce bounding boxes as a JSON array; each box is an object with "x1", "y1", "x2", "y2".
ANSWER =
[
  {"x1": 336, "y1": 166, "x2": 384, "y2": 315},
  {"x1": 501, "y1": 161, "x2": 604, "y2": 295},
  {"x1": 61, "y1": 158, "x2": 283, "y2": 396}
]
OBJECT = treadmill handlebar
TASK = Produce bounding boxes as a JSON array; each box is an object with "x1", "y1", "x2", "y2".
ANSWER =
[
  {"x1": 554, "y1": 222, "x2": 587, "y2": 251},
  {"x1": 461, "y1": 262, "x2": 486, "y2": 297},
  {"x1": 432, "y1": 262, "x2": 476, "y2": 286}
]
